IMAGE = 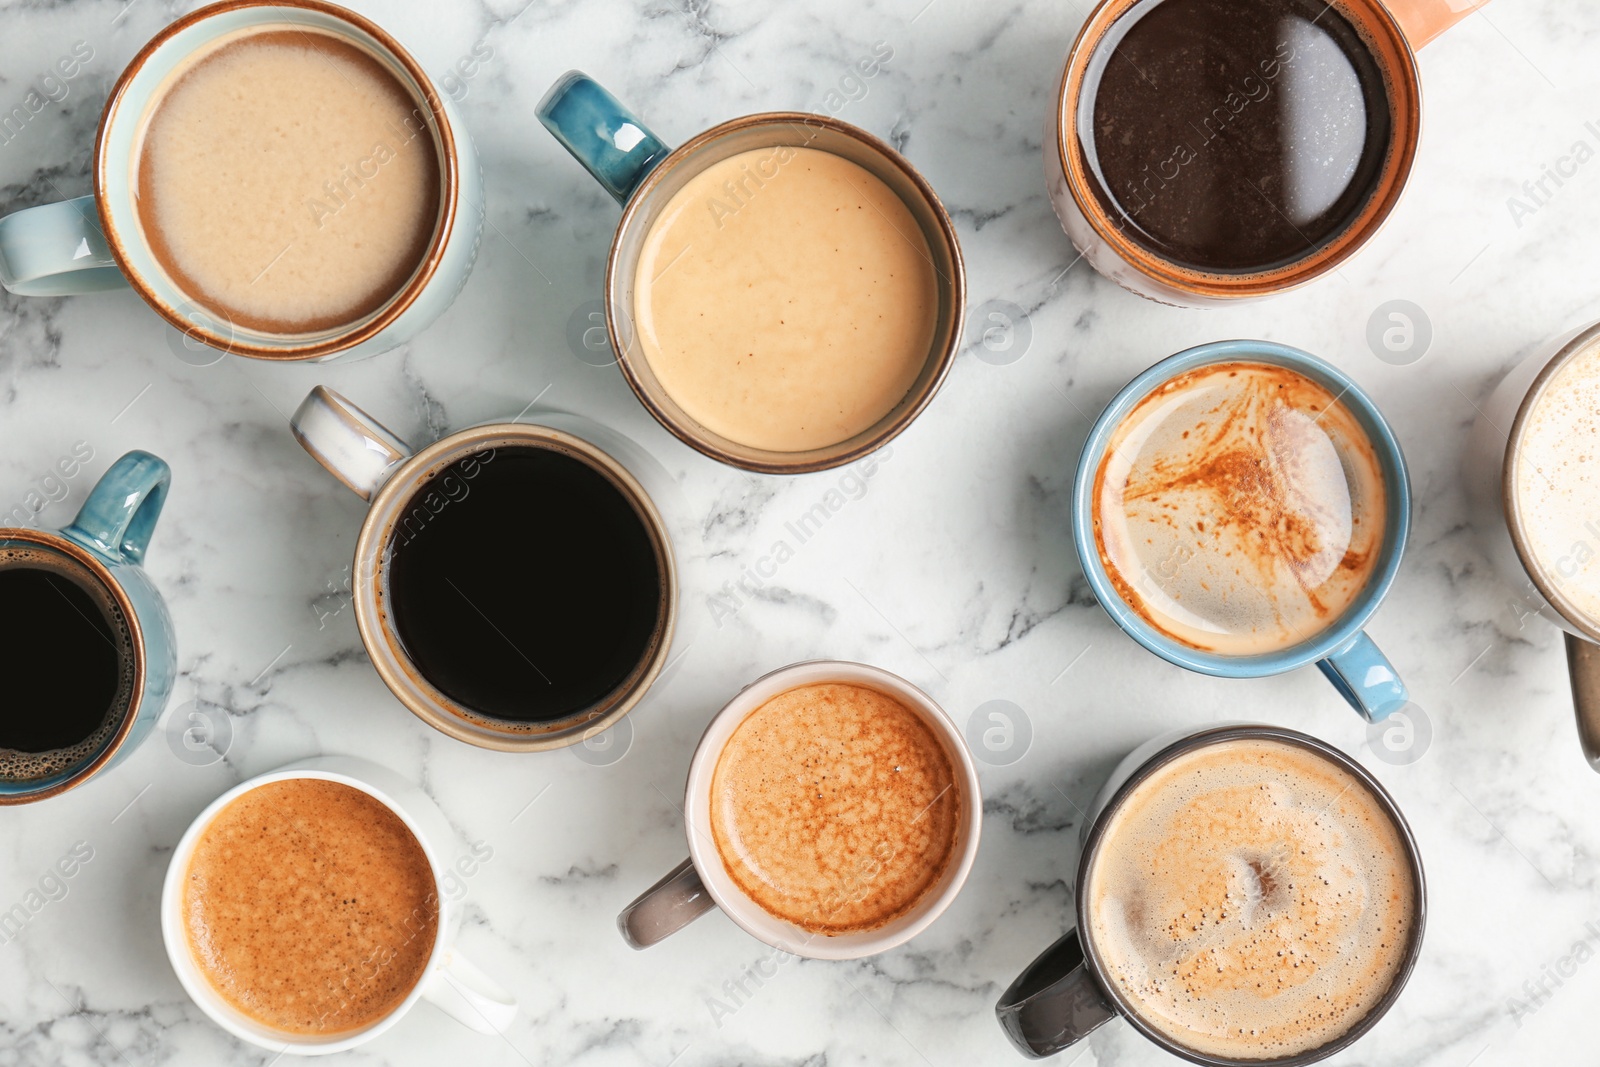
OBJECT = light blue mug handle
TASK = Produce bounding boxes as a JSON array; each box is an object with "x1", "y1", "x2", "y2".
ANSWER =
[
  {"x1": 62, "y1": 450, "x2": 171, "y2": 566},
  {"x1": 1317, "y1": 631, "x2": 1408, "y2": 723},
  {"x1": 0, "y1": 195, "x2": 126, "y2": 296},
  {"x1": 537, "y1": 70, "x2": 672, "y2": 204}
]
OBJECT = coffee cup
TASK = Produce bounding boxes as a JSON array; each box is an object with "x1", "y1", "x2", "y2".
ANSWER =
[
  {"x1": 1045, "y1": 0, "x2": 1486, "y2": 305},
  {"x1": 1073, "y1": 340, "x2": 1412, "y2": 721},
  {"x1": 537, "y1": 71, "x2": 964, "y2": 473},
  {"x1": 0, "y1": 0, "x2": 483, "y2": 362},
  {"x1": 161, "y1": 755, "x2": 516, "y2": 1053},
  {"x1": 0, "y1": 450, "x2": 174, "y2": 804},
  {"x1": 1464, "y1": 318, "x2": 1600, "y2": 769},
  {"x1": 996, "y1": 723, "x2": 1426, "y2": 1063},
  {"x1": 617, "y1": 661, "x2": 981, "y2": 959},
  {"x1": 290, "y1": 387, "x2": 680, "y2": 751}
]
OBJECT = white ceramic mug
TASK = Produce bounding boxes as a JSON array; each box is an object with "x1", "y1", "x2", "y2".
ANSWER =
[
  {"x1": 617, "y1": 661, "x2": 982, "y2": 960},
  {"x1": 1464, "y1": 319, "x2": 1600, "y2": 769},
  {"x1": 0, "y1": 0, "x2": 483, "y2": 362},
  {"x1": 161, "y1": 756, "x2": 516, "y2": 1054}
]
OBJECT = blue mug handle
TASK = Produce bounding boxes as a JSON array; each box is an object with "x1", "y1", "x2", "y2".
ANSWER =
[
  {"x1": 62, "y1": 450, "x2": 171, "y2": 566},
  {"x1": 1317, "y1": 631, "x2": 1408, "y2": 723},
  {"x1": 0, "y1": 196, "x2": 126, "y2": 296},
  {"x1": 536, "y1": 71, "x2": 672, "y2": 204}
]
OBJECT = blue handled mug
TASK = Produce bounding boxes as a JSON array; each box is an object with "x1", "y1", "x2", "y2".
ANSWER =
[
  {"x1": 536, "y1": 71, "x2": 965, "y2": 474},
  {"x1": 1072, "y1": 340, "x2": 1411, "y2": 721},
  {"x1": 0, "y1": 0, "x2": 483, "y2": 363},
  {"x1": 0, "y1": 451, "x2": 176, "y2": 803}
]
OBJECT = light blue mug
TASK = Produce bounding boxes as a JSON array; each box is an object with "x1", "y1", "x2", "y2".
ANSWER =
[
  {"x1": 0, "y1": 451, "x2": 176, "y2": 803},
  {"x1": 1072, "y1": 340, "x2": 1411, "y2": 722},
  {"x1": 0, "y1": 0, "x2": 483, "y2": 363}
]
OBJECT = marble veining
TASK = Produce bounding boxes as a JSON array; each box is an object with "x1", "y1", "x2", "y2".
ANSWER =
[{"x1": 2, "y1": 0, "x2": 1600, "y2": 1064}]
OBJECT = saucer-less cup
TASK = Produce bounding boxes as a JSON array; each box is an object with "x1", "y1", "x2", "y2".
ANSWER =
[
  {"x1": 536, "y1": 71, "x2": 965, "y2": 473},
  {"x1": 618, "y1": 661, "x2": 982, "y2": 959},
  {"x1": 161, "y1": 756, "x2": 516, "y2": 1054},
  {"x1": 1073, "y1": 340, "x2": 1412, "y2": 721},
  {"x1": 1045, "y1": 0, "x2": 1487, "y2": 305},
  {"x1": 0, "y1": 450, "x2": 174, "y2": 804},
  {"x1": 1464, "y1": 319, "x2": 1600, "y2": 769},
  {"x1": 0, "y1": 0, "x2": 483, "y2": 362},
  {"x1": 995, "y1": 723, "x2": 1426, "y2": 1062},
  {"x1": 290, "y1": 386, "x2": 679, "y2": 750}
]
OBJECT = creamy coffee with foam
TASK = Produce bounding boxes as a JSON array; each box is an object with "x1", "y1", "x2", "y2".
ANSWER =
[
  {"x1": 1086, "y1": 738, "x2": 1416, "y2": 1060},
  {"x1": 1093, "y1": 361, "x2": 1386, "y2": 654},
  {"x1": 135, "y1": 26, "x2": 441, "y2": 334},
  {"x1": 709, "y1": 683, "x2": 959, "y2": 934},
  {"x1": 1515, "y1": 336, "x2": 1600, "y2": 624},
  {"x1": 634, "y1": 146, "x2": 937, "y2": 452},
  {"x1": 182, "y1": 779, "x2": 438, "y2": 1035}
]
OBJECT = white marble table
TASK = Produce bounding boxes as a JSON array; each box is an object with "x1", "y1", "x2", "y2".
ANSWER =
[{"x1": 1, "y1": 1, "x2": 1596, "y2": 1064}]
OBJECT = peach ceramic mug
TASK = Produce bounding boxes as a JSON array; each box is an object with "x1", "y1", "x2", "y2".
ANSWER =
[{"x1": 1044, "y1": 0, "x2": 1487, "y2": 305}]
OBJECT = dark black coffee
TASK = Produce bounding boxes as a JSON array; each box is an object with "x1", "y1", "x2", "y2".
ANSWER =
[
  {"x1": 1080, "y1": 0, "x2": 1392, "y2": 272},
  {"x1": 384, "y1": 445, "x2": 664, "y2": 724},
  {"x1": 0, "y1": 547, "x2": 135, "y2": 781}
]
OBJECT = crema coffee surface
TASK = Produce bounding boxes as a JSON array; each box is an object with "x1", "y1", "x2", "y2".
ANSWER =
[
  {"x1": 135, "y1": 26, "x2": 441, "y2": 334},
  {"x1": 709, "y1": 683, "x2": 959, "y2": 934},
  {"x1": 1093, "y1": 361, "x2": 1386, "y2": 654},
  {"x1": 1515, "y1": 337, "x2": 1600, "y2": 625},
  {"x1": 181, "y1": 779, "x2": 438, "y2": 1035},
  {"x1": 633, "y1": 146, "x2": 937, "y2": 452},
  {"x1": 1086, "y1": 738, "x2": 1416, "y2": 1060}
]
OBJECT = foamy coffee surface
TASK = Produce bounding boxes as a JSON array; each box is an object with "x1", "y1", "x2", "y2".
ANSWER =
[
  {"x1": 1515, "y1": 337, "x2": 1600, "y2": 625},
  {"x1": 710, "y1": 683, "x2": 959, "y2": 935},
  {"x1": 634, "y1": 147, "x2": 937, "y2": 453},
  {"x1": 1093, "y1": 361, "x2": 1386, "y2": 655},
  {"x1": 1087, "y1": 739, "x2": 1416, "y2": 1060},
  {"x1": 0, "y1": 546, "x2": 134, "y2": 783},
  {"x1": 183, "y1": 779, "x2": 438, "y2": 1035},
  {"x1": 135, "y1": 27, "x2": 441, "y2": 334}
]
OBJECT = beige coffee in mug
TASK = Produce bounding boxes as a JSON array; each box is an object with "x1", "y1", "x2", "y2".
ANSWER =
[
  {"x1": 709, "y1": 682, "x2": 960, "y2": 934},
  {"x1": 1086, "y1": 738, "x2": 1416, "y2": 1059},
  {"x1": 181, "y1": 778, "x2": 439, "y2": 1035},
  {"x1": 134, "y1": 25, "x2": 441, "y2": 333},
  {"x1": 633, "y1": 146, "x2": 937, "y2": 453},
  {"x1": 1093, "y1": 361, "x2": 1387, "y2": 654}
]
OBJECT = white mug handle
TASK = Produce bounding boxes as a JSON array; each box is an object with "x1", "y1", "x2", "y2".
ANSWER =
[
  {"x1": 291, "y1": 385, "x2": 414, "y2": 500},
  {"x1": 421, "y1": 947, "x2": 518, "y2": 1034}
]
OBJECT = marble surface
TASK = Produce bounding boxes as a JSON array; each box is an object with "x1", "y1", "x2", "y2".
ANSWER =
[{"x1": 1, "y1": 0, "x2": 1599, "y2": 1064}]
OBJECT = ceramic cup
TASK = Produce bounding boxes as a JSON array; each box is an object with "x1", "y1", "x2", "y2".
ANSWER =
[
  {"x1": 536, "y1": 71, "x2": 965, "y2": 474},
  {"x1": 1044, "y1": 0, "x2": 1487, "y2": 305},
  {"x1": 290, "y1": 386, "x2": 680, "y2": 751},
  {"x1": 617, "y1": 660, "x2": 982, "y2": 959},
  {"x1": 161, "y1": 755, "x2": 516, "y2": 1054},
  {"x1": 0, "y1": 450, "x2": 175, "y2": 804},
  {"x1": 995, "y1": 722, "x2": 1426, "y2": 1063},
  {"x1": 0, "y1": 0, "x2": 483, "y2": 362},
  {"x1": 1464, "y1": 318, "x2": 1600, "y2": 769},
  {"x1": 1072, "y1": 340, "x2": 1412, "y2": 721}
]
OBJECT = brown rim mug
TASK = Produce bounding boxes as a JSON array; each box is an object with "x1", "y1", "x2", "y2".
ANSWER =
[
  {"x1": 537, "y1": 70, "x2": 965, "y2": 473},
  {"x1": 1044, "y1": 0, "x2": 1488, "y2": 305},
  {"x1": 0, "y1": 0, "x2": 484, "y2": 362},
  {"x1": 290, "y1": 387, "x2": 681, "y2": 751}
]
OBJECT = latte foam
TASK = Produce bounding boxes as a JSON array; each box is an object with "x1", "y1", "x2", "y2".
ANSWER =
[
  {"x1": 1087, "y1": 738, "x2": 1416, "y2": 1060},
  {"x1": 1093, "y1": 361, "x2": 1387, "y2": 655}
]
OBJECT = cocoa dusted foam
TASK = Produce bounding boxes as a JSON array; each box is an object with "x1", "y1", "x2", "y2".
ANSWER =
[
  {"x1": 710, "y1": 683, "x2": 959, "y2": 935},
  {"x1": 1093, "y1": 361, "x2": 1386, "y2": 655},
  {"x1": 134, "y1": 26, "x2": 441, "y2": 335},
  {"x1": 1515, "y1": 336, "x2": 1600, "y2": 625},
  {"x1": 182, "y1": 779, "x2": 438, "y2": 1035},
  {"x1": 1086, "y1": 738, "x2": 1416, "y2": 1060}
]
